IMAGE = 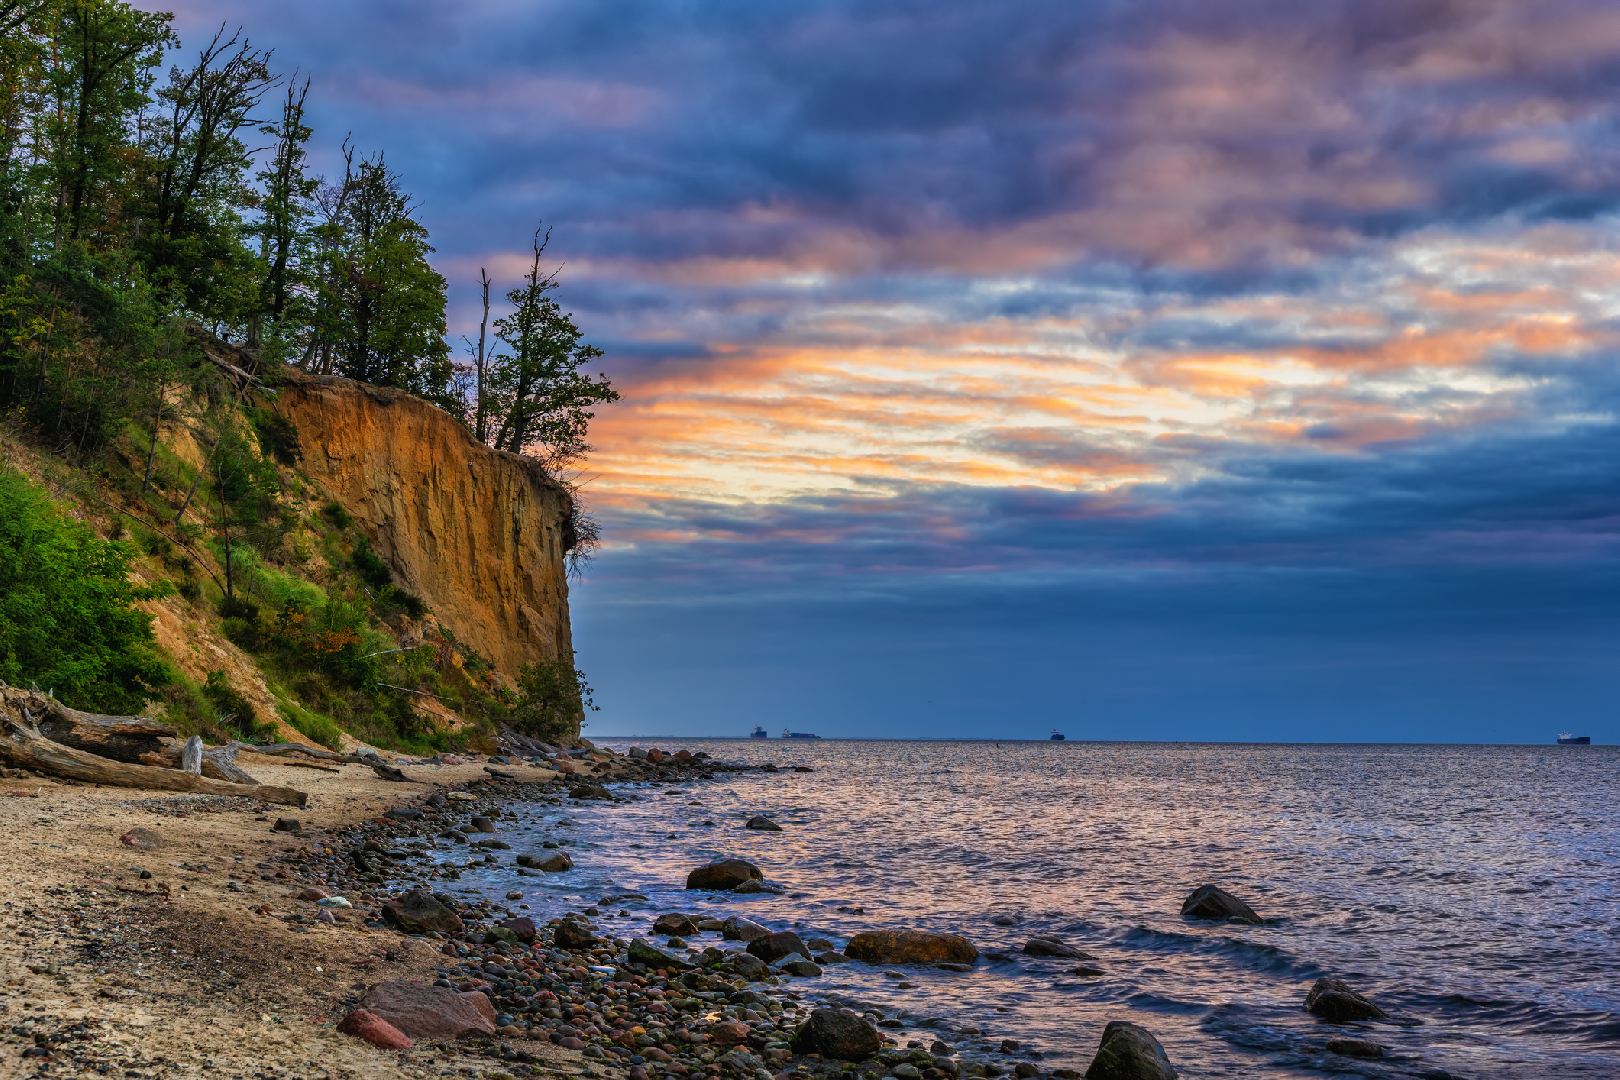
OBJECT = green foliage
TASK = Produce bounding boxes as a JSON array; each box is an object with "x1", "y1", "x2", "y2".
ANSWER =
[
  {"x1": 248, "y1": 407, "x2": 300, "y2": 466},
  {"x1": 508, "y1": 655, "x2": 595, "y2": 744},
  {"x1": 274, "y1": 694, "x2": 342, "y2": 751},
  {"x1": 321, "y1": 501, "x2": 352, "y2": 530},
  {"x1": 201, "y1": 668, "x2": 267, "y2": 741},
  {"x1": 0, "y1": 468, "x2": 169, "y2": 712},
  {"x1": 351, "y1": 534, "x2": 390, "y2": 589}
]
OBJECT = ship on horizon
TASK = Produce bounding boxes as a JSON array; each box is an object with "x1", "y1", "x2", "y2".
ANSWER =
[
  {"x1": 782, "y1": 728, "x2": 822, "y2": 739},
  {"x1": 1050, "y1": 729, "x2": 1065, "y2": 741},
  {"x1": 749, "y1": 725, "x2": 769, "y2": 739},
  {"x1": 1557, "y1": 732, "x2": 1591, "y2": 745}
]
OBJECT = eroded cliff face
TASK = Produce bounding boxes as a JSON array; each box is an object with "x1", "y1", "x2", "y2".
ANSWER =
[{"x1": 271, "y1": 367, "x2": 574, "y2": 680}]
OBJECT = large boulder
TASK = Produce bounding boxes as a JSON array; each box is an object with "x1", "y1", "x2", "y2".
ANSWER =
[
  {"x1": 1179, "y1": 884, "x2": 1260, "y2": 924},
  {"x1": 629, "y1": 936, "x2": 696, "y2": 971},
  {"x1": 358, "y1": 981, "x2": 497, "y2": 1040},
  {"x1": 747, "y1": 931, "x2": 809, "y2": 964},
  {"x1": 1023, "y1": 937, "x2": 1096, "y2": 960},
  {"x1": 499, "y1": 917, "x2": 537, "y2": 945},
  {"x1": 514, "y1": 851, "x2": 573, "y2": 873},
  {"x1": 1305, "y1": 978, "x2": 1389, "y2": 1022},
  {"x1": 653, "y1": 913, "x2": 701, "y2": 937},
  {"x1": 687, "y1": 858, "x2": 763, "y2": 891},
  {"x1": 1084, "y1": 1021, "x2": 1177, "y2": 1080},
  {"x1": 790, "y1": 1008, "x2": 881, "y2": 1061},
  {"x1": 380, "y1": 890, "x2": 464, "y2": 935},
  {"x1": 722, "y1": 916, "x2": 772, "y2": 942},
  {"x1": 845, "y1": 929, "x2": 978, "y2": 966},
  {"x1": 570, "y1": 784, "x2": 612, "y2": 800}
]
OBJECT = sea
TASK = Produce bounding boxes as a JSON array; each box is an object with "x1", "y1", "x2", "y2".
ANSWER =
[{"x1": 437, "y1": 739, "x2": 1620, "y2": 1079}]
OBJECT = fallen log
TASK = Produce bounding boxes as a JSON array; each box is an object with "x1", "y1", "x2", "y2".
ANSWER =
[
  {"x1": 224, "y1": 741, "x2": 374, "y2": 765},
  {"x1": 138, "y1": 742, "x2": 260, "y2": 785},
  {"x1": 28, "y1": 698, "x2": 176, "y2": 764},
  {"x1": 0, "y1": 689, "x2": 306, "y2": 806}
]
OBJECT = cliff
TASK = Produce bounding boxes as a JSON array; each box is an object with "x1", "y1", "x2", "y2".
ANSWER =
[{"x1": 270, "y1": 367, "x2": 576, "y2": 680}]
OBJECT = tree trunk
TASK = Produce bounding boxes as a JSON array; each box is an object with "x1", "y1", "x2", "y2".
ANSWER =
[{"x1": 32, "y1": 699, "x2": 175, "y2": 763}]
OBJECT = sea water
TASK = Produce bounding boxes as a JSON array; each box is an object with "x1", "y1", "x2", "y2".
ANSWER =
[{"x1": 443, "y1": 739, "x2": 1620, "y2": 1078}]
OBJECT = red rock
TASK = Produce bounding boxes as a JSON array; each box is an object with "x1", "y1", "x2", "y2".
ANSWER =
[
  {"x1": 629, "y1": 1068, "x2": 650, "y2": 1080},
  {"x1": 337, "y1": 1008, "x2": 413, "y2": 1050},
  {"x1": 118, "y1": 828, "x2": 163, "y2": 851},
  {"x1": 646, "y1": 748, "x2": 664, "y2": 763},
  {"x1": 460, "y1": 990, "x2": 497, "y2": 1025},
  {"x1": 559, "y1": 1036, "x2": 585, "y2": 1050},
  {"x1": 711, "y1": 1021, "x2": 751, "y2": 1046},
  {"x1": 674, "y1": 750, "x2": 693, "y2": 761},
  {"x1": 298, "y1": 887, "x2": 328, "y2": 901},
  {"x1": 358, "y1": 981, "x2": 497, "y2": 1040}
]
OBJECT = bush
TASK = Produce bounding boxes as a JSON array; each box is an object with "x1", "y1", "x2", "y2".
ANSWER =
[
  {"x1": 248, "y1": 408, "x2": 301, "y2": 466},
  {"x1": 0, "y1": 470, "x2": 170, "y2": 712},
  {"x1": 351, "y1": 535, "x2": 391, "y2": 589},
  {"x1": 509, "y1": 655, "x2": 595, "y2": 743}
]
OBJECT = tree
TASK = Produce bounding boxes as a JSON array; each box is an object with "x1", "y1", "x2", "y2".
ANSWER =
[
  {"x1": 487, "y1": 226, "x2": 617, "y2": 470},
  {"x1": 255, "y1": 74, "x2": 314, "y2": 324}
]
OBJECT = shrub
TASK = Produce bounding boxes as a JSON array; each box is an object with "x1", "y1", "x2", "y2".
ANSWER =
[
  {"x1": 0, "y1": 470, "x2": 170, "y2": 712},
  {"x1": 509, "y1": 655, "x2": 595, "y2": 743},
  {"x1": 351, "y1": 535, "x2": 391, "y2": 589}
]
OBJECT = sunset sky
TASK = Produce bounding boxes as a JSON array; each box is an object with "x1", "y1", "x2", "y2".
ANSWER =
[{"x1": 170, "y1": 0, "x2": 1620, "y2": 742}]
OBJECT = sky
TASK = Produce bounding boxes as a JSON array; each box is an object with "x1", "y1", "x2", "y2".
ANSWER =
[{"x1": 164, "y1": 0, "x2": 1620, "y2": 742}]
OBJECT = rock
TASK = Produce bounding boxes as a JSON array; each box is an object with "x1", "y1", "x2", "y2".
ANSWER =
[
  {"x1": 517, "y1": 851, "x2": 573, "y2": 872},
  {"x1": 646, "y1": 748, "x2": 664, "y2": 763},
  {"x1": 845, "y1": 930, "x2": 978, "y2": 966},
  {"x1": 1014, "y1": 1065, "x2": 1039, "y2": 1078},
  {"x1": 460, "y1": 991, "x2": 498, "y2": 1026},
  {"x1": 722, "y1": 916, "x2": 771, "y2": 941},
  {"x1": 747, "y1": 931, "x2": 810, "y2": 964},
  {"x1": 790, "y1": 1007, "x2": 882, "y2": 1061},
  {"x1": 358, "y1": 981, "x2": 497, "y2": 1040},
  {"x1": 1001, "y1": 1040, "x2": 1021, "y2": 1052},
  {"x1": 718, "y1": 1049, "x2": 765, "y2": 1074},
  {"x1": 471, "y1": 838, "x2": 511, "y2": 849},
  {"x1": 570, "y1": 785, "x2": 612, "y2": 800},
  {"x1": 500, "y1": 917, "x2": 537, "y2": 944},
  {"x1": 554, "y1": 920, "x2": 597, "y2": 950},
  {"x1": 1305, "y1": 978, "x2": 1389, "y2": 1022},
  {"x1": 1325, "y1": 1038, "x2": 1384, "y2": 1058},
  {"x1": 118, "y1": 827, "x2": 163, "y2": 850},
  {"x1": 745, "y1": 816, "x2": 782, "y2": 831},
  {"x1": 780, "y1": 959, "x2": 823, "y2": 977},
  {"x1": 1023, "y1": 937, "x2": 1096, "y2": 960},
  {"x1": 484, "y1": 926, "x2": 521, "y2": 947},
  {"x1": 674, "y1": 750, "x2": 693, "y2": 761},
  {"x1": 990, "y1": 914, "x2": 1018, "y2": 926},
  {"x1": 383, "y1": 808, "x2": 423, "y2": 821},
  {"x1": 272, "y1": 818, "x2": 300, "y2": 833},
  {"x1": 816, "y1": 951, "x2": 850, "y2": 964},
  {"x1": 629, "y1": 936, "x2": 695, "y2": 970},
  {"x1": 1179, "y1": 884, "x2": 1260, "y2": 924},
  {"x1": 1069, "y1": 965, "x2": 1105, "y2": 977},
  {"x1": 628, "y1": 747, "x2": 649, "y2": 759},
  {"x1": 1083, "y1": 1021, "x2": 1177, "y2": 1080},
  {"x1": 446, "y1": 791, "x2": 477, "y2": 801},
  {"x1": 732, "y1": 877, "x2": 785, "y2": 894},
  {"x1": 470, "y1": 816, "x2": 496, "y2": 833},
  {"x1": 687, "y1": 859, "x2": 763, "y2": 891},
  {"x1": 337, "y1": 1008, "x2": 413, "y2": 1049},
  {"x1": 653, "y1": 913, "x2": 701, "y2": 937},
  {"x1": 710, "y1": 1021, "x2": 751, "y2": 1046},
  {"x1": 727, "y1": 952, "x2": 769, "y2": 979},
  {"x1": 380, "y1": 889, "x2": 465, "y2": 935},
  {"x1": 297, "y1": 887, "x2": 329, "y2": 902},
  {"x1": 806, "y1": 937, "x2": 835, "y2": 952}
]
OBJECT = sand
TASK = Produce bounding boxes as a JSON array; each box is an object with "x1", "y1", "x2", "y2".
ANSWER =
[{"x1": 0, "y1": 757, "x2": 590, "y2": 1080}]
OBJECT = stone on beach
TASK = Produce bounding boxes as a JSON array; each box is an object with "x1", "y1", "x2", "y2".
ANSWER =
[
  {"x1": 336, "y1": 1008, "x2": 413, "y2": 1049},
  {"x1": 629, "y1": 936, "x2": 696, "y2": 970},
  {"x1": 118, "y1": 827, "x2": 163, "y2": 850},
  {"x1": 570, "y1": 784, "x2": 612, "y2": 800},
  {"x1": 1305, "y1": 977, "x2": 1389, "y2": 1022},
  {"x1": 1023, "y1": 937, "x2": 1096, "y2": 960},
  {"x1": 380, "y1": 889, "x2": 464, "y2": 935},
  {"x1": 721, "y1": 916, "x2": 771, "y2": 941},
  {"x1": 789, "y1": 1007, "x2": 881, "y2": 1061},
  {"x1": 845, "y1": 929, "x2": 978, "y2": 965},
  {"x1": 709, "y1": 1020, "x2": 751, "y2": 1046},
  {"x1": 746, "y1": 931, "x2": 810, "y2": 964},
  {"x1": 357, "y1": 981, "x2": 497, "y2": 1040},
  {"x1": 1084, "y1": 1020, "x2": 1177, "y2": 1080},
  {"x1": 553, "y1": 918, "x2": 599, "y2": 950},
  {"x1": 687, "y1": 858, "x2": 763, "y2": 890},
  {"x1": 745, "y1": 816, "x2": 782, "y2": 831},
  {"x1": 653, "y1": 913, "x2": 701, "y2": 936},
  {"x1": 1179, "y1": 884, "x2": 1261, "y2": 924}
]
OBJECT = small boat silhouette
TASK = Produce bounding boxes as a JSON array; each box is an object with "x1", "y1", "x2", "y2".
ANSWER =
[
  {"x1": 1050, "y1": 729, "x2": 1065, "y2": 741},
  {"x1": 1557, "y1": 731, "x2": 1591, "y2": 745},
  {"x1": 749, "y1": 725, "x2": 768, "y2": 739}
]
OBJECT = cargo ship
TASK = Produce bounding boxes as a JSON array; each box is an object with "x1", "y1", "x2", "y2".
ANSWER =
[
  {"x1": 1557, "y1": 732, "x2": 1591, "y2": 745},
  {"x1": 782, "y1": 728, "x2": 822, "y2": 739},
  {"x1": 1050, "y1": 729, "x2": 1065, "y2": 740},
  {"x1": 749, "y1": 726, "x2": 769, "y2": 739}
]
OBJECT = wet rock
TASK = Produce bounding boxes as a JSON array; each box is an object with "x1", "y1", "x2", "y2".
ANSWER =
[
  {"x1": 628, "y1": 746, "x2": 649, "y2": 760},
  {"x1": 383, "y1": 808, "x2": 422, "y2": 821},
  {"x1": 358, "y1": 981, "x2": 497, "y2": 1040},
  {"x1": 1326, "y1": 1038, "x2": 1385, "y2": 1058},
  {"x1": 570, "y1": 784, "x2": 613, "y2": 800},
  {"x1": 380, "y1": 889, "x2": 465, "y2": 935},
  {"x1": 816, "y1": 951, "x2": 850, "y2": 964},
  {"x1": 1023, "y1": 937, "x2": 1096, "y2": 960},
  {"x1": 1069, "y1": 965, "x2": 1105, "y2": 977},
  {"x1": 780, "y1": 958, "x2": 823, "y2": 977},
  {"x1": 118, "y1": 827, "x2": 163, "y2": 851},
  {"x1": 1001, "y1": 1040, "x2": 1021, "y2": 1052},
  {"x1": 846, "y1": 929, "x2": 978, "y2": 965},
  {"x1": 1014, "y1": 1064, "x2": 1039, "y2": 1078},
  {"x1": 472, "y1": 838, "x2": 511, "y2": 849},
  {"x1": 272, "y1": 818, "x2": 300, "y2": 833},
  {"x1": 710, "y1": 1021, "x2": 751, "y2": 1046},
  {"x1": 1305, "y1": 978, "x2": 1389, "y2": 1022},
  {"x1": 687, "y1": 858, "x2": 763, "y2": 891},
  {"x1": 1179, "y1": 884, "x2": 1260, "y2": 925},
  {"x1": 936, "y1": 962, "x2": 973, "y2": 972},
  {"x1": 337, "y1": 1008, "x2": 413, "y2": 1049},
  {"x1": 806, "y1": 937, "x2": 835, "y2": 952},
  {"x1": 469, "y1": 816, "x2": 496, "y2": 833},
  {"x1": 646, "y1": 748, "x2": 664, "y2": 763},
  {"x1": 500, "y1": 916, "x2": 537, "y2": 944},
  {"x1": 653, "y1": 913, "x2": 701, "y2": 937},
  {"x1": 745, "y1": 816, "x2": 782, "y2": 831},
  {"x1": 727, "y1": 952, "x2": 769, "y2": 979},
  {"x1": 674, "y1": 750, "x2": 693, "y2": 761},
  {"x1": 747, "y1": 931, "x2": 810, "y2": 964},
  {"x1": 732, "y1": 877, "x2": 785, "y2": 894},
  {"x1": 990, "y1": 914, "x2": 1018, "y2": 926},
  {"x1": 484, "y1": 925, "x2": 521, "y2": 947},
  {"x1": 517, "y1": 851, "x2": 574, "y2": 872},
  {"x1": 790, "y1": 1007, "x2": 882, "y2": 1061},
  {"x1": 554, "y1": 919, "x2": 599, "y2": 950},
  {"x1": 629, "y1": 936, "x2": 695, "y2": 970},
  {"x1": 1084, "y1": 1021, "x2": 1177, "y2": 1080}
]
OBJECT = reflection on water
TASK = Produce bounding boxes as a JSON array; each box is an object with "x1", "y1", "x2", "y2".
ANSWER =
[{"x1": 444, "y1": 740, "x2": 1620, "y2": 1078}]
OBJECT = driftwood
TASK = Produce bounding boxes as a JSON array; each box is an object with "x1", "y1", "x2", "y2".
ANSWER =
[
  {"x1": 0, "y1": 688, "x2": 306, "y2": 806},
  {"x1": 138, "y1": 742, "x2": 259, "y2": 785},
  {"x1": 30, "y1": 701, "x2": 176, "y2": 764},
  {"x1": 224, "y1": 740, "x2": 411, "y2": 781},
  {"x1": 277, "y1": 760, "x2": 340, "y2": 773}
]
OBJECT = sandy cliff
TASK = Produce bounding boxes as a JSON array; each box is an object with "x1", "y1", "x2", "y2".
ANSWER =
[{"x1": 270, "y1": 367, "x2": 575, "y2": 679}]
